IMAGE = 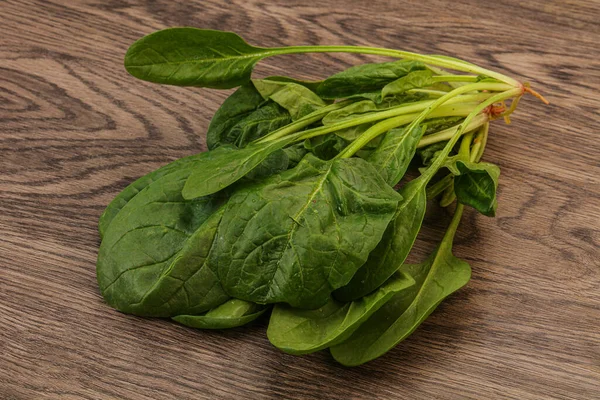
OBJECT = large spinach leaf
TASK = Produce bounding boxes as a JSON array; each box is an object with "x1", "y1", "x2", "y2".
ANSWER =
[
  {"x1": 317, "y1": 60, "x2": 426, "y2": 99},
  {"x1": 98, "y1": 154, "x2": 203, "y2": 239},
  {"x1": 330, "y1": 204, "x2": 471, "y2": 366},
  {"x1": 97, "y1": 156, "x2": 230, "y2": 317},
  {"x1": 124, "y1": 28, "x2": 269, "y2": 88},
  {"x1": 173, "y1": 299, "x2": 268, "y2": 329},
  {"x1": 267, "y1": 271, "x2": 414, "y2": 355},
  {"x1": 212, "y1": 154, "x2": 402, "y2": 309}
]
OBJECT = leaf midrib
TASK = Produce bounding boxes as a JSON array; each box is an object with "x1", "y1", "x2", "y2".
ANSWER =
[{"x1": 126, "y1": 48, "x2": 275, "y2": 67}]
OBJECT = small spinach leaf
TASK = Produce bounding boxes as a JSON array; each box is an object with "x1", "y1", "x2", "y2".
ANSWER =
[
  {"x1": 418, "y1": 141, "x2": 448, "y2": 167},
  {"x1": 317, "y1": 60, "x2": 426, "y2": 99},
  {"x1": 244, "y1": 149, "x2": 289, "y2": 181},
  {"x1": 304, "y1": 134, "x2": 348, "y2": 160},
  {"x1": 213, "y1": 154, "x2": 402, "y2": 309},
  {"x1": 381, "y1": 70, "x2": 434, "y2": 99},
  {"x1": 283, "y1": 143, "x2": 308, "y2": 168},
  {"x1": 225, "y1": 102, "x2": 292, "y2": 148},
  {"x1": 423, "y1": 116, "x2": 465, "y2": 135},
  {"x1": 334, "y1": 123, "x2": 373, "y2": 142},
  {"x1": 252, "y1": 79, "x2": 327, "y2": 120},
  {"x1": 331, "y1": 205, "x2": 471, "y2": 366},
  {"x1": 453, "y1": 160, "x2": 500, "y2": 217},
  {"x1": 322, "y1": 100, "x2": 378, "y2": 125},
  {"x1": 173, "y1": 299, "x2": 269, "y2": 329},
  {"x1": 267, "y1": 272, "x2": 414, "y2": 355},
  {"x1": 366, "y1": 125, "x2": 424, "y2": 186},
  {"x1": 207, "y1": 83, "x2": 266, "y2": 150},
  {"x1": 182, "y1": 137, "x2": 296, "y2": 199},
  {"x1": 263, "y1": 76, "x2": 323, "y2": 93}
]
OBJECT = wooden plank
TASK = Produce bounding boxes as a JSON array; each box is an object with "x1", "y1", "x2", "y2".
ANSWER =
[{"x1": 1, "y1": 0, "x2": 598, "y2": 398}]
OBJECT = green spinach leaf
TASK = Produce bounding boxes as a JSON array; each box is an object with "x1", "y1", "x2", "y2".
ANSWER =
[
  {"x1": 322, "y1": 100, "x2": 379, "y2": 125},
  {"x1": 317, "y1": 60, "x2": 426, "y2": 99},
  {"x1": 207, "y1": 83, "x2": 266, "y2": 150},
  {"x1": 212, "y1": 154, "x2": 402, "y2": 309},
  {"x1": 97, "y1": 159, "x2": 230, "y2": 317},
  {"x1": 173, "y1": 299, "x2": 269, "y2": 329},
  {"x1": 366, "y1": 125, "x2": 424, "y2": 186},
  {"x1": 334, "y1": 177, "x2": 427, "y2": 302},
  {"x1": 331, "y1": 204, "x2": 471, "y2": 366},
  {"x1": 262, "y1": 76, "x2": 323, "y2": 93},
  {"x1": 124, "y1": 28, "x2": 269, "y2": 88},
  {"x1": 244, "y1": 149, "x2": 290, "y2": 180},
  {"x1": 224, "y1": 102, "x2": 292, "y2": 148},
  {"x1": 452, "y1": 160, "x2": 500, "y2": 217},
  {"x1": 418, "y1": 141, "x2": 448, "y2": 167},
  {"x1": 267, "y1": 272, "x2": 414, "y2": 355},
  {"x1": 303, "y1": 134, "x2": 348, "y2": 160},
  {"x1": 98, "y1": 154, "x2": 198, "y2": 238},
  {"x1": 282, "y1": 143, "x2": 308, "y2": 168},
  {"x1": 334, "y1": 123, "x2": 373, "y2": 142},
  {"x1": 182, "y1": 137, "x2": 296, "y2": 199},
  {"x1": 252, "y1": 79, "x2": 327, "y2": 120},
  {"x1": 381, "y1": 70, "x2": 434, "y2": 99}
]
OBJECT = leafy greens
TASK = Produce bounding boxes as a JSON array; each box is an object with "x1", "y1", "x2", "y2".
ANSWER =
[{"x1": 97, "y1": 27, "x2": 547, "y2": 367}]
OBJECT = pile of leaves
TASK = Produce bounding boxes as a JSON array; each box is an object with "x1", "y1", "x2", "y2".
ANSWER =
[{"x1": 97, "y1": 28, "x2": 546, "y2": 366}]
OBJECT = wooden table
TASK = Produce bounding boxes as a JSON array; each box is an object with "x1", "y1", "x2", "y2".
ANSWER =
[{"x1": 2, "y1": 1, "x2": 599, "y2": 398}]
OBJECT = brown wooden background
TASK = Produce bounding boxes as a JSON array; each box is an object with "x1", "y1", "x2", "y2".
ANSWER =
[{"x1": 1, "y1": 0, "x2": 599, "y2": 398}]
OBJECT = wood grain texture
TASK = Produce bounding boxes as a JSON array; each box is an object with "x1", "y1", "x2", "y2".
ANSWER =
[{"x1": 1, "y1": 0, "x2": 599, "y2": 398}]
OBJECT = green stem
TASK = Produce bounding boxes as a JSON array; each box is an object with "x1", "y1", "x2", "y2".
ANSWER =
[
  {"x1": 304, "y1": 103, "x2": 477, "y2": 144},
  {"x1": 426, "y1": 174, "x2": 454, "y2": 198},
  {"x1": 470, "y1": 123, "x2": 489, "y2": 162},
  {"x1": 339, "y1": 82, "x2": 512, "y2": 158},
  {"x1": 445, "y1": 203, "x2": 465, "y2": 241},
  {"x1": 459, "y1": 132, "x2": 475, "y2": 161},
  {"x1": 416, "y1": 113, "x2": 488, "y2": 148},
  {"x1": 270, "y1": 45, "x2": 521, "y2": 87},
  {"x1": 261, "y1": 93, "x2": 495, "y2": 146},
  {"x1": 407, "y1": 89, "x2": 449, "y2": 97},
  {"x1": 255, "y1": 100, "x2": 351, "y2": 143},
  {"x1": 421, "y1": 88, "x2": 522, "y2": 182},
  {"x1": 431, "y1": 75, "x2": 479, "y2": 83}
]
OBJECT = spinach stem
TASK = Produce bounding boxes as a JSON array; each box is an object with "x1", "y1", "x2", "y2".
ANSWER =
[
  {"x1": 417, "y1": 114, "x2": 488, "y2": 148},
  {"x1": 444, "y1": 203, "x2": 465, "y2": 243},
  {"x1": 269, "y1": 45, "x2": 521, "y2": 87},
  {"x1": 426, "y1": 174, "x2": 454, "y2": 199},
  {"x1": 261, "y1": 93, "x2": 496, "y2": 146},
  {"x1": 421, "y1": 88, "x2": 522, "y2": 183},
  {"x1": 406, "y1": 89, "x2": 450, "y2": 97},
  {"x1": 459, "y1": 132, "x2": 475, "y2": 161},
  {"x1": 302, "y1": 103, "x2": 475, "y2": 142},
  {"x1": 431, "y1": 75, "x2": 479, "y2": 83},
  {"x1": 256, "y1": 100, "x2": 351, "y2": 143},
  {"x1": 339, "y1": 82, "x2": 512, "y2": 158},
  {"x1": 470, "y1": 123, "x2": 489, "y2": 163}
]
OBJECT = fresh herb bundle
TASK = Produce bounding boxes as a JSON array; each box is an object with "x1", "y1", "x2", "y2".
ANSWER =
[{"x1": 97, "y1": 28, "x2": 547, "y2": 366}]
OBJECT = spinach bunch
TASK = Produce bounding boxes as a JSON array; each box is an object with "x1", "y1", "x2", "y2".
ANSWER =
[{"x1": 97, "y1": 28, "x2": 547, "y2": 366}]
